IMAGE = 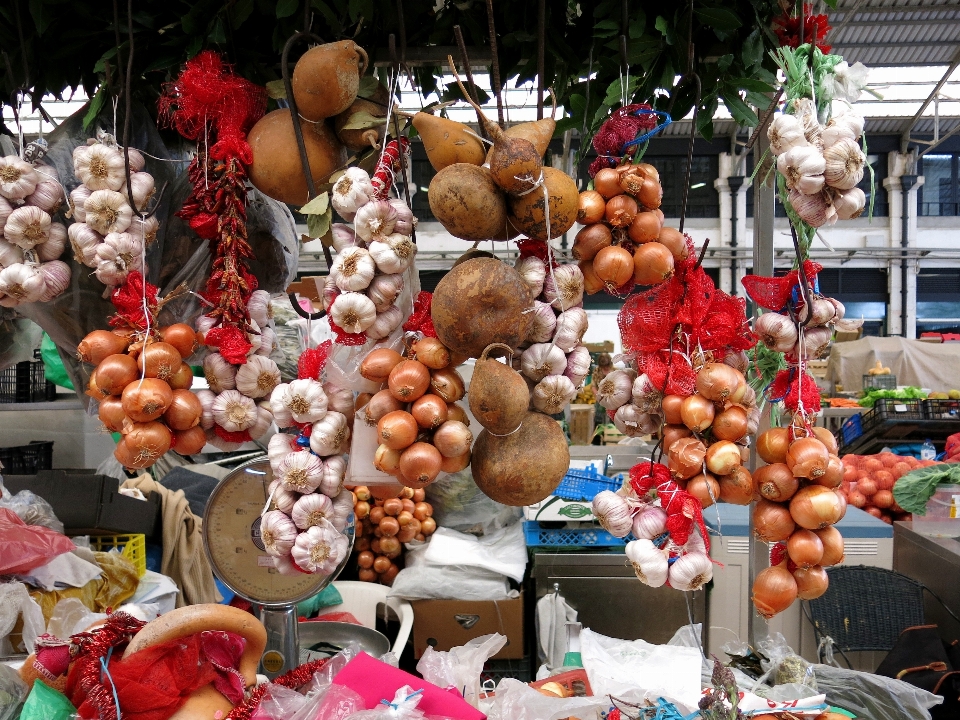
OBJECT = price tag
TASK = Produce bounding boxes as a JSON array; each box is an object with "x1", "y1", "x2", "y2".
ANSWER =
[{"x1": 894, "y1": 404, "x2": 907, "y2": 412}]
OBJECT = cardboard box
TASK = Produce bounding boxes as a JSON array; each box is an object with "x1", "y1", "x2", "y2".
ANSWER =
[
  {"x1": 568, "y1": 404, "x2": 595, "y2": 445},
  {"x1": 4, "y1": 470, "x2": 160, "y2": 538},
  {"x1": 411, "y1": 593, "x2": 524, "y2": 659}
]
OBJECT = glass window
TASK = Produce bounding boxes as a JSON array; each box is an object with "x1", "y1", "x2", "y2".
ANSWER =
[
  {"x1": 641, "y1": 155, "x2": 719, "y2": 218},
  {"x1": 919, "y1": 154, "x2": 957, "y2": 216}
]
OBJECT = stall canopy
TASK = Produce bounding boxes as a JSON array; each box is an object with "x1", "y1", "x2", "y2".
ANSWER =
[{"x1": 826, "y1": 337, "x2": 960, "y2": 391}]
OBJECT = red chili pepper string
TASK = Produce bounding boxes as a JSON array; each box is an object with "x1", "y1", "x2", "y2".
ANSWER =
[{"x1": 370, "y1": 138, "x2": 410, "y2": 200}]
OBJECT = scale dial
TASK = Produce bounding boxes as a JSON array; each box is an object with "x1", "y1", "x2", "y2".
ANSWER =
[{"x1": 203, "y1": 458, "x2": 351, "y2": 605}]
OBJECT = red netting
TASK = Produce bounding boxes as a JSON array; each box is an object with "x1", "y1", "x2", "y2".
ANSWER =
[
  {"x1": 516, "y1": 239, "x2": 553, "y2": 265},
  {"x1": 298, "y1": 341, "x2": 333, "y2": 380},
  {"x1": 403, "y1": 292, "x2": 437, "y2": 337},
  {"x1": 108, "y1": 272, "x2": 159, "y2": 331},
  {"x1": 769, "y1": 542, "x2": 788, "y2": 566},
  {"x1": 370, "y1": 138, "x2": 411, "y2": 200},
  {"x1": 158, "y1": 51, "x2": 266, "y2": 165},
  {"x1": 767, "y1": 368, "x2": 822, "y2": 415},
  {"x1": 628, "y1": 461, "x2": 710, "y2": 552},
  {"x1": 329, "y1": 318, "x2": 368, "y2": 346},
  {"x1": 215, "y1": 426, "x2": 253, "y2": 444},
  {"x1": 205, "y1": 326, "x2": 252, "y2": 365},
  {"x1": 640, "y1": 350, "x2": 697, "y2": 397},
  {"x1": 588, "y1": 104, "x2": 658, "y2": 177},
  {"x1": 741, "y1": 261, "x2": 822, "y2": 311}
]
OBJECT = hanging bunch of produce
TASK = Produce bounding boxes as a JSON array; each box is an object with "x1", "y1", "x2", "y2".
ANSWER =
[{"x1": 0, "y1": 146, "x2": 71, "y2": 306}]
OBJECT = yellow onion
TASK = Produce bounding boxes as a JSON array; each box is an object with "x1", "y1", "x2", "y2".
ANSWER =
[
  {"x1": 718, "y1": 466, "x2": 754, "y2": 505},
  {"x1": 662, "y1": 395, "x2": 684, "y2": 425},
  {"x1": 752, "y1": 564, "x2": 798, "y2": 619},
  {"x1": 429, "y1": 366, "x2": 465, "y2": 403},
  {"x1": 137, "y1": 342, "x2": 183, "y2": 382},
  {"x1": 604, "y1": 194, "x2": 637, "y2": 227},
  {"x1": 374, "y1": 444, "x2": 403, "y2": 475},
  {"x1": 363, "y1": 389, "x2": 404, "y2": 426},
  {"x1": 360, "y1": 347, "x2": 403, "y2": 382},
  {"x1": 439, "y1": 450, "x2": 471, "y2": 473},
  {"x1": 94, "y1": 354, "x2": 139, "y2": 396},
  {"x1": 572, "y1": 223, "x2": 612, "y2": 262},
  {"x1": 705, "y1": 440, "x2": 741, "y2": 476},
  {"x1": 168, "y1": 363, "x2": 194, "y2": 391},
  {"x1": 398, "y1": 442, "x2": 443, "y2": 488},
  {"x1": 163, "y1": 389, "x2": 203, "y2": 431},
  {"x1": 98, "y1": 395, "x2": 128, "y2": 433},
  {"x1": 812, "y1": 426, "x2": 839, "y2": 455},
  {"x1": 695, "y1": 363, "x2": 743, "y2": 402},
  {"x1": 593, "y1": 245, "x2": 634, "y2": 291},
  {"x1": 579, "y1": 260, "x2": 605, "y2": 295},
  {"x1": 813, "y1": 455, "x2": 844, "y2": 489},
  {"x1": 577, "y1": 190, "x2": 606, "y2": 224},
  {"x1": 377, "y1": 410, "x2": 419, "y2": 450},
  {"x1": 388, "y1": 359, "x2": 431, "y2": 401},
  {"x1": 121, "y1": 378, "x2": 173, "y2": 422},
  {"x1": 593, "y1": 168, "x2": 623, "y2": 200},
  {"x1": 411, "y1": 337, "x2": 450, "y2": 370},
  {"x1": 159, "y1": 324, "x2": 200, "y2": 360},
  {"x1": 632, "y1": 242, "x2": 674, "y2": 286},
  {"x1": 411, "y1": 393, "x2": 448, "y2": 429},
  {"x1": 753, "y1": 499, "x2": 796, "y2": 542},
  {"x1": 688, "y1": 472, "x2": 719, "y2": 508},
  {"x1": 815, "y1": 525, "x2": 845, "y2": 566},
  {"x1": 713, "y1": 406, "x2": 748, "y2": 442},
  {"x1": 787, "y1": 529, "x2": 824, "y2": 568},
  {"x1": 755, "y1": 463, "x2": 799, "y2": 502},
  {"x1": 661, "y1": 424, "x2": 692, "y2": 452},
  {"x1": 793, "y1": 565, "x2": 829, "y2": 600},
  {"x1": 432, "y1": 420, "x2": 472, "y2": 458},
  {"x1": 786, "y1": 437, "x2": 829, "y2": 479},
  {"x1": 790, "y1": 485, "x2": 845, "y2": 530},
  {"x1": 77, "y1": 330, "x2": 130, "y2": 365},
  {"x1": 121, "y1": 421, "x2": 172, "y2": 466},
  {"x1": 173, "y1": 425, "x2": 207, "y2": 455},
  {"x1": 668, "y1": 436, "x2": 706, "y2": 480},
  {"x1": 757, "y1": 427, "x2": 790, "y2": 464},
  {"x1": 680, "y1": 394, "x2": 714, "y2": 432}
]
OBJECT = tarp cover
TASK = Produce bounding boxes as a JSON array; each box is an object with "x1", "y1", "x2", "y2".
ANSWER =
[{"x1": 826, "y1": 337, "x2": 960, "y2": 391}]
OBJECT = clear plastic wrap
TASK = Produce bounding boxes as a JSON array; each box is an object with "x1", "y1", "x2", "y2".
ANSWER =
[
  {"x1": 753, "y1": 632, "x2": 817, "y2": 692},
  {"x1": 484, "y1": 678, "x2": 608, "y2": 720},
  {"x1": 416, "y1": 634, "x2": 507, "y2": 710},
  {"x1": 814, "y1": 663, "x2": 942, "y2": 720},
  {"x1": 0, "y1": 664, "x2": 26, "y2": 720},
  {"x1": 310, "y1": 684, "x2": 366, "y2": 720},
  {"x1": 0, "y1": 316, "x2": 42, "y2": 373},
  {"x1": 425, "y1": 470, "x2": 521, "y2": 536},
  {"x1": 0, "y1": 582, "x2": 46, "y2": 654},
  {"x1": 387, "y1": 542, "x2": 513, "y2": 602},
  {"x1": 0, "y1": 479, "x2": 64, "y2": 533}
]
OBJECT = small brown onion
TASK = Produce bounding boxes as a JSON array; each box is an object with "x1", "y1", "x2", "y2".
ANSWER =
[
  {"x1": 163, "y1": 389, "x2": 203, "y2": 431},
  {"x1": 94, "y1": 354, "x2": 139, "y2": 396},
  {"x1": 790, "y1": 485, "x2": 845, "y2": 530},
  {"x1": 168, "y1": 362, "x2": 194, "y2": 390},
  {"x1": 657, "y1": 227, "x2": 690, "y2": 262},
  {"x1": 593, "y1": 245, "x2": 634, "y2": 291},
  {"x1": 713, "y1": 406, "x2": 748, "y2": 442},
  {"x1": 815, "y1": 526, "x2": 845, "y2": 566},
  {"x1": 160, "y1": 324, "x2": 200, "y2": 360},
  {"x1": 137, "y1": 342, "x2": 183, "y2": 382},
  {"x1": 432, "y1": 420, "x2": 472, "y2": 458},
  {"x1": 813, "y1": 455, "x2": 844, "y2": 489},
  {"x1": 753, "y1": 564, "x2": 798, "y2": 619},
  {"x1": 594, "y1": 168, "x2": 623, "y2": 200},
  {"x1": 812, "y1": 426, "x2": 839, "y2": 455},
  {"x1": 77, "y1": 330, "x2": 130, "y2": 365},
  {"x1": 398, "y1": 442, "x2": 443, "y2": 488},
  {"x1": 377, "y1": 410, "x2": 419, "y2": 450},
  {"x1": 719, "y1": 466, "x2": 754, "y2": 505},
  {"x1": 627, "y1": 211, "x2": 661, "y2": 244},
  {"x1": 572, "y1": 223, "x2": 613, "y2": 262},
  {"x1": 579, "y1": 260, "x2": 605, "y2": 295},
  {"x1": 440, "y1": 450, "x2": 471, "y2": 473},
  {"x1": 429, "y1": 367, "x2": 465, "y2": 403},
  {"x1": 363, "y1": 389, "x2": 404, "y2": 426},
  {"x1": 604, "y1": 194, "x2": 638, "y2": 228},
  {"x1": 411, "y1": 394, "x2": 448, "y2": 429},
  {"x1": 618, "y1": 164, "x2": 647, "y2": 196},
  {"x1": 122, "y1": 420, "x2": 172, "y2": 464},
  {"x1": 668, "y1": 436, "x2": 706, "y2": 480},
  {"x1": 173, "y1": 425, "x2": 207, "y2": 455},
  {"x1": 446, "y1": 402, "x2": 470, "y2": 426},
  {"x1": 374, "y1": 444, "x2": 403, "y2": 474},
  {"x1": 388, "y1": 359, "x2": 430, "y2": 401},
  {"x1": 786, "y1": 437, "x2": 829, "y2": 479},
  {"x1": 121, "y1": 378, "x2": 174, "y2": 423},
  {"x1": 360, "y1": 348, "x2": 403, "y2": 383},
  {"x1": 577, "y1": 190, "x2": 606, "y2": 224},
  {"x1": 411, "y1": 337, "x2": 450, "y2": 370},
  {"x1": 696, "y1": 363, "x2": 742, "y2": 402},
  {"x1": 753, "y1": 499, "x2": 796, "y2": 542},
  {"x1": 793, "y1": 565, "x2": 829, "y2": 600},
  {"x1": 787, "y1": 529, "x2": 824, "y2": 568},
  {"x1": 662, "y1": 395, "x2": 684, "y2": 425},
  {"x1": 705, "y1": 440, "x2": 742, "y2": 476},
  {"x1": 688, "y1": 472, "x2": 720, "y2": 508},
  {"x1": 755, "y1": 463, "x2": 800, "y2": 502},
  {"x1": 680, "y1": 394, "x2": 714, "y2": 432},
  {"x1": 757, "y1": 427, "x2": 790, "y2": 464},
  {"x1": 637, "y1": 177, "x2": 662, "y2": 210},
  {"x1": 661, "y1": 424, "x2": 692, "y2": 451},
  {"x1": 98, "y1": 395, "x2": 128, "y2": 432},
  {"x1": 632, "y1": 242, "x2": 674, "y2": 286}
]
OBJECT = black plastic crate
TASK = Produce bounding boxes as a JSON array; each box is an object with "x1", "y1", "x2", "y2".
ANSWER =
[
  {"x1": 481, "y1": 656, "x2": 533, "y2": 685},
  {"x1": 0, "y1": 441, "x2": 54, "y2": 474},
  {"x1": 860, "y1": 399, "x2": 923, "y2": 434},
  {"x1": 0, "y1": 360, "x2": 56, "y2": 403},
  {"x1": 922, "y1": 399, "x2": 960, "y2": 421}
]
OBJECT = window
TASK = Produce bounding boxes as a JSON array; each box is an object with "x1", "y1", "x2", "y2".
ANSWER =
[
  {"x1": 642, "y1": 155, "x2": 719, "y2": 218},
  {"x1": 410, "y1": 145, "x2": 436, "y2": 222},
  {"x1": 917, "y1": 269, "x2": 960, "y2": 333},
  {"x1": 919, "y1": 154, "x2": 957, "y2": 216}
]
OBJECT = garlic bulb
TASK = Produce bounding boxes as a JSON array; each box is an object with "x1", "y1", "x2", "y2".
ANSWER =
[
  {"x1": 331, "y1": 167, "x2": 374, "y2": 218},
  {"x1": 797, "y1": 296, "x2": 838, "y2": 327},
  {"x1": 255, "y1": 327, "x2": 277, "y2": 357},
  {"x1": 564, "y1": 345, "x2": 591, "y2": 387},
  {"x1": 38, "y1": 261, "x2": 71, "y2": 302},
  {"x1": 330, "y1": 489, "x2": 354, "y2": 531},
  {"x1": 3, "y1": 206, "x2": 51, "y2": 249},
  {"x1": 330, "y1": 292, "x2": 377, "y2": 334},
  {"x1": 268, "y1": 432, "x2": 295, "y2": 468},
  {"x1": 69, "y1": 185, "x2": 92, "y2": 222},
  {"x1": 821, "y1": 118, "x2": 855, "y2": 149},
  {"x1": 794, "y1": 327, "x2": 833, "y2": 360},
  {"x1": 247, "y1": 406, "x2": 274, "y2": 440},
  {"x1": 280, "y1": 379, "x2": 328, "y2": 424},
  {"x1": 122, "y1": 172, "x2": 155, "y2": 208},
  {"x1": 75, "y1": 143, "x2": 125, "y2": 191},
  {"x1": 631, "y1": 373, "x2": 662, "y2": 413},
  {"x1": 319, "y1": 455, "x2": 347, "y2": 497},
  {"x1": 365, "y1": 304, "x2": 404, "y2": 340},
  {"x1": 196, "y1": 315, "x2": 217, "y2": 337},
  {"x1": 291, "y1": 520, "x2": 348, "y2": 575},
  {"x1": 277, "y1": 451, "x2": 324, "y2": 493},
  {"x1": 767, "y1": 114, "x2": 808, "y2": 156},
  {"x1": 331, "y1": 246, "x2": 376, "y2": 292},
  {"x1": 369, "y1": 233, "x2": 416, "y2": 275},
  {"x1": 543, "y1": 264, "x2": 585, "y2": 310},
  {"x1": 25, "y1": 178, "x2": 65, "y2": 213},
  {"x1": 196, "y1": 389, "x2": 217, "y2": 430},
  {"x1": 260, "y1": 510, "x2": 298, "y2": 557},
  {"x1": 309, "y1": 411, "x2": 350, "y2": 457},
  {"x1": 36, "y1": 223, "x2": 67, "y2": 262},
  {"x1": 330, "y1": 224, "x2": 357, "y2": 252},
  {"x1": 625, "y1": 539, "x2": 669, "y2": 587},
  {"x1": 754, "y1": 312, "x2": 798, "y2": 353},
  {"x1": 269, "y1": 384, "x2": 294, "y2": 428},
  {"x1": 212, "y1": 389, "x2": 258, "y2": 432},
  {"x1": 291, "y1": 492, "x2": 335, "y2": 530},
  {"x1": 0, "y1": 156, "x2": 39, "y2": 200},
  {"x1": 793, "y1": 98, "x2": 822, "y2": 149},
  {"x1": 524, "y1": 301, "x2": 555, "y2": 343},
  {"x1": 203, "y1": 353, "x2": 237, "y2": 394},
  {"x1": 592, "y1": 491, "x2": 634, "y2": 538},
  {"x1": 0, "y1": 239, "x2": 23, "y2": 268},
  {"x1": 596, "y1": 369, "x2": 635, "y2": 410},
  {"x1": 787, "y1": 188, "x2": 836, "y2": 228},
  {"x1": 552, "y1": 307, "x2": 588, "y2": 353},
  {"x1": 245, "y1": 319, "x2": 263, "y2": 357},
  {"x1": 668, "y1": 551, "x2": 713, "y2": 591},
  {"x1": 0, "y1": 263, "x2": 46, "y2": 303},
  {"x1": 124, "y1": 147, "x2": 146, "y2": 172},
  {"x1": 520, "y1": 343, "x2": 567, "y2": 382},
  {"x1": 247, "y1": 289, "x2": 272, "y2": 330},
  {"x1": 822, "y1": 138, "x2": 865, "y2": 190},
  {"x1": 128, "y1": 214, "x2": 159, "y2": 244},
  {"x1": 515, "y1": 255, "x2": 547, "y2": 298},
  {"x1": 532, "y1": 375, "x2": 578, "y2": 415},
  {"x1": 323, "y1": 382, "x2": 354, "y2": 417},
  {"x1": 366, "y1": 273, "x2": 403, "y2": 313},
  {"x1": 85, "y1": 190, "x2": 133, "y2": 234},
  {"x1": 831, "y1": 186, "x2": 866, "y2": 221},
  {"x1": 777, "y1": 146, "x2": 825, "y2": 196},
  {"x1": 235, "y1": 355, "x2": 281, "y2": 399},
  {"x1": 389, "y1": 198, "x2": 416, "y2": 236},
  {"x1": 614, "y1": 404, "x2": 659, "y2": 437},
  {"x1": 632, "y1": 507, "x2": 667, "y2": 540},
  {"x1": 95, "y1": 232, "x2": 144, "y2": 286},
  {"x1": 354, "y1": 199, "x2": 398, "y2": 242},
  {"x1": 0, "y1": 195, "x2": 12, "y2": 234},
  {"x1": 268, "y1": 480, "x2": 299, "y2": 515}
]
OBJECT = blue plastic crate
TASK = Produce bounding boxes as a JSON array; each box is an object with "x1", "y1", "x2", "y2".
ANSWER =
[
  {"x1": 523, "y1": 521, "x2": 633, "y2": 547},
  {"x1": 554, "y1": 465, "x2": 623, "y2": 502},
  {"x1": 839, "y1": 413, "x2": 863, "y2": 447}
]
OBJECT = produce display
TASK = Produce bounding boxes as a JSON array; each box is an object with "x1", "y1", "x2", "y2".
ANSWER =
[{"x1": 840, "y1": 452, "x2": 928, "y2": 522}]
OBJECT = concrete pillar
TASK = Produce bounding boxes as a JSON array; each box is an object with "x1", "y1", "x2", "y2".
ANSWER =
[
  {"x1": 714, "y1": 153, "x2": 752, "y2": 295},
  {"x1": 883, "y1": 152, "x2": 924, "y2": 338}
]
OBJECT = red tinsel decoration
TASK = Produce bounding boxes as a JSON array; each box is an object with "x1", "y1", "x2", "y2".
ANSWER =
[
  {"x1": 370, "y1": 138, "x2": 411, "y2": 200},
  {"x1": 629, "y1": 461, "x2": 710, "y2": 552},
  {"x1": 403, "y1": 292, "x2": 436, "y2": 338},
  {"x1": 773, "y1": 4, "x2": 832, "y2": 53},
  {"x1": 298, "y1": 340, "x2": 333, "y2": 380},
  {"x1": 108, "y1": 272, "x2": 159, "y2": 331},
  {"x1": 589, "y1": 103, "x2": 658, "y2": 177},
  {"x1": 205, "y1": 326, "x2": 253, "y2": 365},
  {"x1": 225, "y1": 658, "x2": 330, "y2": 720}
]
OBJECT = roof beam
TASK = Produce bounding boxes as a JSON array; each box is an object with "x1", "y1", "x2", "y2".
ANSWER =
[
  {"x1": 830, "y1": 4, "x2": 960, "y2": 16},
  {"x1": 826, "y1": 0, "x2": 870, "y2": 39},
  {"x1": 902, "y1": 44, "x2": 960, "y2": 150},
  {"x1": 836, "y1": 18, "x2": 960, "y2": 28},
  {"x1": 833, "y1": 41, "x2": 960, "y2": 48}
]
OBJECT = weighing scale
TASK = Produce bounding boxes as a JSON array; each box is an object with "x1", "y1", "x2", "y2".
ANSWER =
[{"x1": 203, "y1": 458, "x2": 354, "y2": 679}]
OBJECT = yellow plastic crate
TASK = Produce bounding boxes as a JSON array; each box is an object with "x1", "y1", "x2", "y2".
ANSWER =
[{"x1": 90, "y1": 534, "x2": 147, "y2": 577}]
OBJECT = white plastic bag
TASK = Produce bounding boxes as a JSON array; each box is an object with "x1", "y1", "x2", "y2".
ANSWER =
[
  {"x1": 388, "y1": 542, "x2": 513, "y2": 602},
  {"x1": 0, "y1": 582, "x2": 45, "y2": 654},
  {"x1": 814, "y1": 663, "x2": 944, "y2": 720},
  {"x1": 485, "y1": 678, "x2": 607, "y2": 720},
  {"x1": 416, "y1": 633, "x2": 507, "y2": 709},
  {"x1": 343, "y1": 686, "x2": 427, "y2": 720},
  {"x1": 423, "y1": 525, "x2": 527, "y2": 583}
]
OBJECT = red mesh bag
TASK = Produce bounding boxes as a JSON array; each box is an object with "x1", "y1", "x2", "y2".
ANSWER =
[
  {"x1": 298, "y1": 341, "x2": 332, "y2": 380},
  {"x1": 215, "y1": 426, "x2": 253, "y2": 444},
  {"x1": 205, "y1": 326, "x2": 253, "y2": 364},
  {"x1": 109, "y1": 272, "x2": 159, "y2": 330},
  {"x1": 329, "y1": 318, "x2": 368, "y2": 346},
  {"x1": 641, "y1": 351, "x2": 697, "y2": 397},
  {"x1": 741, "y1": 261, "x2": 822, "y2": 311},
  {"x1": 589, "y1": 104, "x2": 658, "y2": 177},
  {"x1": 403, "y1": 292, "x2": 437, "y2": 337},
  {"x1": 619, "y1": 279, "x2": 685, "y2": 356}
]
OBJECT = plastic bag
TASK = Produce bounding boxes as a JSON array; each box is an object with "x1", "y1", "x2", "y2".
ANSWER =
[
  {"x1": 417, "y1": 634, "x2": 507, "y2": 709},
  {"x1": 0, "y1": 480, "x2": 65, "y2": 534},
  {"x1": 310, "y1": 684, "x2": 365, "y2": 720},
  {"x1": 425, "y1": 470, "x2": 521, "y2": 536},
  {"x1": 0, "y1": 317, "x2": 42, "y2": 374},
  {"x1": 344, "y1": 686, "x2": 430, "y2": 720},
  {"x1": 388, "y1": 542, "x2": 513, "y2": 602},
  {"x1": 0, "y1": 509, "x2": 74, "y2": 576},
  {"x1": 19, "y1": 679, "x2": 74, "y2": 720},
  {"x1": 814, "y1": 663, "x2": 943, "y2": 720},
  {"x1": 0, "y1": 663, "x2": 27, "y2": 720},
  {"x1": 754, "y1": 632, "x2": 817, "y2": 691},
  {"x1": 485, "y1": 678, "x2": 608, "y2": 720},
  {"x1": 253, "y1": 684, "x2": 309, "y2": 720}
]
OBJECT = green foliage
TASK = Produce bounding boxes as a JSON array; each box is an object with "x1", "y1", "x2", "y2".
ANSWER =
[
  {"x1": 859, "y1": 387, "x2": 927, "y2": 408},
  {"x1": 894, "y1": 464, "x2": 960, "y2": 516}
]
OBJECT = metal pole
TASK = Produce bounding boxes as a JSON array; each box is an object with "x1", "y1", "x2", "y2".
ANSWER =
[
  {"x1": 728, "y1": 175, "x2": 745, "y2": 295},
  {"x1": 900, "y1": 175, "x2": 918, "y2": 338}
]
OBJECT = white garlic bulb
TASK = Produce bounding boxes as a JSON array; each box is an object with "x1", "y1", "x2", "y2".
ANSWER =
[
  {"x1": 75, "y1": 143, "x2": 126, "y2": 191},
  {"x1": 631, "y1": 373, "x2": 662, "y2": 414},
  {"x1": 38, "y1": 261, "x2": 71, "y2": 302},
  {"x1": 787, "y1": 188, "x2": 836, "y2": 228},
  {"x1": 247, "y1": 289, "x2": 272, "y2": 330},
  {"x1": 596, "y1": 369, "x2": 635, "y2": 410},
  {"x1": 331, "y1": 167, "x2": 374, "y2": 218},
  {"x1": 85, "y1": 190, "x2": 133, "y2": 234},
  {"x1": 291, "y1": 492, "x2": 335, "y2": 530},
  {"x1": 832, "y1": 186, "x2": 866, "y2": 221},
  {"x1": 822, "y1": 137, "x2": 865, "y2": 190},
  {"x1": 515, "y1": 255, "x2": 547, "y2": 298},
  {"x1": 777, "y1": 146, "x2": 826, "y2": 196},
  {"x1": 196, "y1": 389, "x2": 217, "y2": 430},
  {"x1": 369, "y1": 233, "x2": 416, "y2": 275},
  {"x1": 331, "y1": 246, "x2": 376, "y2": 292},
  {"x1": 235, "y1": 355, "x2": 281, "y2": 399},
  {"x1": 552, "y1": 307, "x2": 588, "y2": 353},
  {"x1": 25, "y1": 178, "x2": 65, "y2": 213},
  {"x1": 564, "y1": 345, "x2": 591, "y2": 388},
  {"x1": 124, "y1": 147, "x2": 146, "y2": 172},
  {"x1": 212, "y1": 389, "x2": 259, "y2": 432},
  {"x1": 625, "y1": 539, "x2": 669, "y2": 587},
  {"x1": 793, "y1": 98, "x2": 822, "y2": 149},
  {"x1": 0, "y1": 239, "x2": 23, "y2": 268},
  {"x1": 203, "y1": 353, "x2": 237, "y2": 394},
  {"x1": 36, "y1": 223, "x2": 67, "y2": 262},
  {"x1": 365, "y1": 305, "x2": 404, "y2": 340},
  {"x1": 255, "y1": 327, "x2": 277, "y2": 357},
  {"x1": 632, "y1": 506, "x2": 667, "y2": 540},
  {"x1": 280, "y1": 379, "x2": 328, "y2": 424},
  {"x1": 330, "y1": 489, "x2": 354, "y2": 532},
  {"x1": 520, "y1": 343, "x2": 567, "y2": 382},
  {"x1": 389, "y1": 198, "x2": 416, "y2": 236},
  {"x1": 0, "y1": 156, "x2": 39, "y2": 200},
  {"x1": 0, "y1": 263, "x2": 46, "y2": 303},
  {"x1": 94, "y1": 231, "x2": 144, "y2": 286},
  {"x1": 69, "y1": 185, "x2": 92, "y2": 222},
  {"x1": 668, "y1": 551, "x2": 713, "y2": 591},
  {"x1": 767, "y1": 114, "x2": 809, "y2": 156},
  {"x1": 268, "y1": 479, "x2": 299, "y2": 515},
  {"x1": 366, "y1": 273, "x2": 403, "y2": 313},
  {"x1": 128, "y1": 214, "x2": 159, "y2": 244},
  {"x1": 3, "y1": 206, "x2": 51, "y2": 249},
  {"x1": 527, "y1": 301, "x2": 557, "y2": 343},
  {"x1": 330, "y1": 291, "x2": 377, "y2": 334},
  {"x1": 323, "y1": 382, "x2": 355, "y2": 420},
  {"x1": 354, "y1": 199, "x2": 398, "y2": 242},
  {"x1": 269, "y1": 384, "x2": 294, "y2": 428},
  {"x1": 330, "y1": 223, "x2": 357, "y2": 252},
  {"x1": 277, "y1": 451, "x2": 325, "y2": 494},
  {"x1": 592, "y1": 490, "x2": 634, "y2": 538},
  {"x1": 532, "y1": 375, "x2": 578, "y2": 415},
  {"x1": 318, "y1": 455, "x2": 347, "y2": 497},
  {"x1": 245, "y1": 319, "x2": 263, "y2": 357},
  {"x1": 122, "y1": 172, "x2": 155, "y2": 208},
  {"x1": 309, "y1": 411, "x2": 350, "y2": 457},
  {"x1": 614, "y1": 404, "x2": 659, "y2": 437},
  {"x1": 291, "y1": 520, "x2": 348, "y2": 575},
  {"x1": 543, "y1": 264, "x2": 585, "y2": 310},
  {"x1": 260, "y1": 510, "x2": 298, "y2": 558},
  {"x1": 247, "y1": 406, "x2": 274, "y2": 441},
  {"x1": 0, "y1": 195, "x2": 12, "y2": 234}
]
